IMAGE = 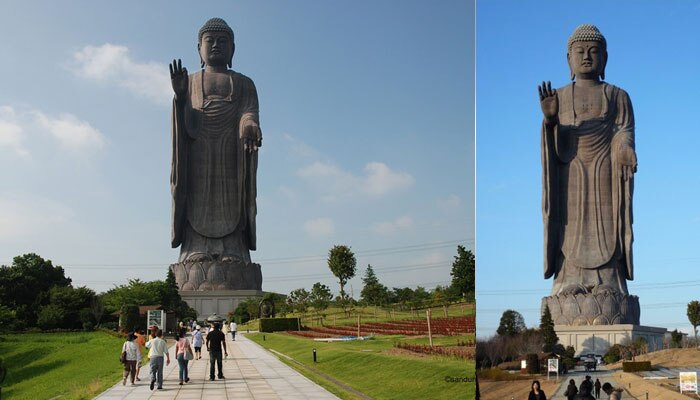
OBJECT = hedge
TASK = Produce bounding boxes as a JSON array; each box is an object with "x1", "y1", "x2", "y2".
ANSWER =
[
  {"x1": 622, "y1": 361, "x2": 651, "y2": 372},
  {"x1": 259, "y1": 317, "x2": 301, "y2": 333}
]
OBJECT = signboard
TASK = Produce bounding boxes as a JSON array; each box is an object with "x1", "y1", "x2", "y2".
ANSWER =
[
  {"x1": 147, "y1": 310, "x2": 165, "y2": 331},
  {"x1": 521, "y1": 360, "x2": 527, "y2": 369},
  {"x1": 547, "y1": 358, "x2": 559, "y2": 380},
  {"x1": 680, "y1": 372, "x2": 698, "y2": 393}
]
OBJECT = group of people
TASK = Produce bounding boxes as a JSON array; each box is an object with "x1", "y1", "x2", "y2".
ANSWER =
[
  {"x1": 528, "y1": 376, "x2": 623, "y2": 400},
  {"x1": 120, "y1": 320, "x2": 238, "y2": 390}
]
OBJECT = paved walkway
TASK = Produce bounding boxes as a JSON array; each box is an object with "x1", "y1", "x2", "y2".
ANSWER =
[
  {"x1": 547, "y1": 366, "x2": 633, "y2": 399},
  {"x1": 95, "y1": 332, "x2": 339, "y2": 400}
]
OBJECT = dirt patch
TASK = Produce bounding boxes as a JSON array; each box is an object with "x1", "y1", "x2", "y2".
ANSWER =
[
  {"x1": 609, "y1": 348, "x2": 700, "y2": 369},
  {"x1": 614, "y1": 371, "x2": 698, "y2": 399},
  {"x1": 480, "y1": 378, "x2": 560, "y2": 400}
]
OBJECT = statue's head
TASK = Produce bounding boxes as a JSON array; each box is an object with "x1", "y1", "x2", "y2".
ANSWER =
[
  {"x1": 198, "y1": 17, "x2": 235, "y2": 68},
  {"x1": 567, "y1": 24, "x2": 607, "y2": 81}
]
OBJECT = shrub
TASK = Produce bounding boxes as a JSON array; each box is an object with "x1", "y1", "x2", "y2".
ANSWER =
[
  {"x1": 622, "y1": 361, "x2": 651, "y2": 372},
  {"x1": 37, "y1": 304, "x2": 65, "y2": 330},
  {"x1": 526, "y1": 353, "x2": 539, "y2": 374},
  {"x1": 259, "y1": 317, "x2": 301, "y2": 333}
]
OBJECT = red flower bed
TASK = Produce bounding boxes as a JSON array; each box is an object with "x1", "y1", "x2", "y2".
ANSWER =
[
  {"x1": 395, "y1": 342, "x2": 474, "y2": 360},
  {"x1": 284, "y1": 316, "x2": 475, "y2": 339}
]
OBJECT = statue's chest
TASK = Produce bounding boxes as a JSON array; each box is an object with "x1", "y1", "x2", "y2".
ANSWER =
[
  {"x1": 203, "y1": 74, "x2": 232, "y2": 98},
  {"x1": 572, "y1": 87, "x2": 604, "y2": 121}
]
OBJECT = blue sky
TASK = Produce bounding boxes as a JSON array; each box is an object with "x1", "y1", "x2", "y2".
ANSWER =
[
  {"x1": 0, "y1": 1, "x2": 474, "y2": 299},
  {"x1": 477, "y1": 1, "x2": 700, "y2": 337}
]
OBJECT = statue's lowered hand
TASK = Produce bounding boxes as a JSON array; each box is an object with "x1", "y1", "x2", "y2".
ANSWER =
[
  {"x1": 538, "y1": 80, "x2": 558, "y2": 124},
  {"x1": 619, "y1": 146, "x2": 637, "y2": 178},
  {"x1": 241, "y1": 122, "x2": 261, "y2": 153},
  {"x1": 169, "y1": 59, "x2": 188, "y2": 100}
]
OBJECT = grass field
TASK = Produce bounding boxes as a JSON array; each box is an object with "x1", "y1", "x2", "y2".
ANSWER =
[
  {"x1": 0, "y1": 331, "x2": 125, "y2": 400},
  {"x1": 239, "y1": 301, "x2": 474, "y2": 331},
  {"x1": 247, "y1": 332, "x2": 474, "y2": 400}
]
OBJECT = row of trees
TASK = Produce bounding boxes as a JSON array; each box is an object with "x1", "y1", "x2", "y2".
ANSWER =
[
  {"x1": 280, "y1": 244, "x2": 474, "y2": 322},
  {"x1": 0, "y1": 253, "x2": 195, "y2": 332}
]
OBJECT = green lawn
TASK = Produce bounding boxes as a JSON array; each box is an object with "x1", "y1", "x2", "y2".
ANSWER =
[
  {"x1": 239, "y1": 301, "x2": 474, "y2": 331},
  {"x1": 0, "y1": 331, "x2": 125, "y2": 400},
  {"x1": 247, "y1": 332, "x2": 474, "y2": 400}
]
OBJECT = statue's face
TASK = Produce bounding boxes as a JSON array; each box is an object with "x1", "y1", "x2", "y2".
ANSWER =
[
  {"x1": 199, "y1": 31, "x2": 233, "y2": 67},
  {"x1": 568, "y1": 40, "x2": 606, "y2": 79}
]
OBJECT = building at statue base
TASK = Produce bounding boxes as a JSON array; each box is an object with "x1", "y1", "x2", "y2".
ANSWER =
[{"x1": 555, "y1": 324, "x2": 666, "y2": 356}]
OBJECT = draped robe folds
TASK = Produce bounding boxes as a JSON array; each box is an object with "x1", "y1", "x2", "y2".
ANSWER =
[
  {"x1": 541, "y1": 83, "x2": 634, "y2": 294},
  {"x1": 171, "y1": 70, "x2": 260, "y2": 263}
]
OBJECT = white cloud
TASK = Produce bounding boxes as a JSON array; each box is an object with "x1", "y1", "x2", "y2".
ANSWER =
[
  {"x1": 370, "y1": 215, "x2": 414, "y2": 235},
  {"x1": 437, "y1": 194, "x2": 462, "y2": 210},
  {"x1": 297, "y1": 161, "x2": 414, "y2": 200},
  {"x1": 0, "y1": 107, "x2": 28, "y2": 157},
  {"x1": 72, "y1": 44, "x2": 171, "y2": 105},
  {"x1": 35, "y1": 112, "x2": 105, "y2": 151},
  {"x1": 283, "y1": 133, "x2": 317, "y2": 158},
  {"x1": 303, "y1": 217, "x2": 335, "y2": 238},
  {"x1": 363, "y1": 162, "x2": 415, "y2": 196},
  {"x1": 0, "y1": 106, "x2": 104, "y2": 156},
  {"x1": 0, "y1": 193, "x2": 75, "y2": 240}
]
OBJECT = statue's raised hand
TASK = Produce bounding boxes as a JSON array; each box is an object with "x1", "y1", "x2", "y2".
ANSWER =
[
  {"x1": 538, "y1": 81, "x2": 558, "y2": 124},
  {"x1": 169, "y1": 59, "x2": 188, "y2": 100}
]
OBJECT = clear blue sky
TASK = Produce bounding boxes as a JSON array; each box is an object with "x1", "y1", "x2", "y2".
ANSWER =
[
  {"x1": 477, "y1": 1, "x2": 700, "y2": 337},
  {"x1": 0, "y1": 1, "x2": 474, "y2": 298}
]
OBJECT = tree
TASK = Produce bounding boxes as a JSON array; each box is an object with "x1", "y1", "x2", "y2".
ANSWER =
[
  {"x1": 288, "y1": 288, "x2": 310, "y2": 316},
  {"x1": 360, "y1": 265, "x2": 389, "y2": 306},
  {"x1": 671, "y1": 329, "x2": 683, "y2": 348},
  {"x1": 497, "y1": 309, "x2": 526, "y2": 336},
  {"x1": 0, "y1": 253, "x2": 72, "y2": 326},
  {"x1": 540, "y1": 305, "x2": 558, "y2": 352},
  {"x1": 327, "y1": 245, "x2": 357, "y2": 301},
  {"x1": 310, "y1": 282, "x2": 333, "y2": 322},
  {"x1": 688, "y1": 300, "x2": 700, "y2": 344},
  {"x1": 450, "y1": 246, "x2": 475, "y2": 300}
]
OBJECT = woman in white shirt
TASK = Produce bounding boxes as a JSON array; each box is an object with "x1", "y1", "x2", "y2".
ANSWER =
[{"x1": 122, "y1": 332, "x2": 141, "y2": 386}]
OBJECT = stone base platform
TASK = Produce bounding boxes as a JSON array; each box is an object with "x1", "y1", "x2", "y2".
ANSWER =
[
  {"x1": 555, "y1": 324, "x2": 667, "y2": 356},
  {"x1": 181, "y1": 289, "x2": 263, "y2": 319}
]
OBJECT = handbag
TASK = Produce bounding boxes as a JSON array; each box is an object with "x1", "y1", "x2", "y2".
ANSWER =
[
  {"x1": 184, "y1": 349, "x2": 194, "y2": 361},
  {"x1": 120, "y1": 350, "x2": 127, "y2": 364}
]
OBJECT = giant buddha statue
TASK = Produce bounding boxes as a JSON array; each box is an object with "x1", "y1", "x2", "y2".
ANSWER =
[
  {"x1": 168, "y1": 18, "x2": 262, "y2": 291},
  {"x1": 538, "y1": 24, "x2": 639, "y2": 325}
]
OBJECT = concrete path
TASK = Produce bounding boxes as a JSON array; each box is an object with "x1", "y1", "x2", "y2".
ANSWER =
[
  {"x1": 547, "y1": 366, "x2": 633, "y2": 399},
  {"x1": 94, "y1": 332, "x2": 339, "y2": 400}
]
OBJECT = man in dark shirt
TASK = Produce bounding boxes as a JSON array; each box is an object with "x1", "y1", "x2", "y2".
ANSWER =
[{"x1": 205, "y1": 323, "x2": 228, "y2": 380}]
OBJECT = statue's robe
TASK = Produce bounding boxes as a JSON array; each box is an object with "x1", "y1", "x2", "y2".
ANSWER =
[
  {"x1": 171, "y1": 70, "x2": 260, "y2": 262},
  {"x1": 542, "y1": 82, "x2": 634, "y2": 293}
]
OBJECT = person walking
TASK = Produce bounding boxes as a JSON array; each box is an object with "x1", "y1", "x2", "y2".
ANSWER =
[
  {"x1": 601, "y1": 383, "x2": 622, "y2": 400},
  {"x1": 206, "y1": 323, "x2": 228, "y2": 380},
  {"x1": 133, "y1": 329, "x2": 146, "y2": 381},
  {"x1": 230, "y1": 320, "x2": 237, "y2": 341},
  {"x1": 528, "y1": 380, "x2": 547, "y2": 400},
  {"x1": 121, "y1": 332, "x2": 141, "y2": 386},
  {"x1": 192, "y1": 325, "x2": 203, "y2": 360},
  {"x1": 145, "y1": 329, "x2": 170, "y2": 390},
  {"x1": 594, "y1": 378, "x2": 602, "y2": 399},
  {"x1": 564, "y1": 378, "x2": 578, "y2": 400},
  {"x1": 175, "y1": 328, "x2": 193, "y2": 385}
]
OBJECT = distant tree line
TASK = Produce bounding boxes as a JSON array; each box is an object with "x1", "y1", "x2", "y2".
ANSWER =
[{"x1": 0, "y1": 253, "x2": 195, "y2": 332}]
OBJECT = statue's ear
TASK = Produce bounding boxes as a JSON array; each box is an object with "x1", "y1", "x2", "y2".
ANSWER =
[
  {"x1": 600, "y1": 50, "x2": 608, "y2": 81},
  {"x1": 198, "y1": 42, "x2": 205, "y2": 68},
  {"x1": 228, "y1": 43, "x2": 235, "y2": 68},
  {"x1": 567, "y1": 52, "x2": 575, "y2": 81}
]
